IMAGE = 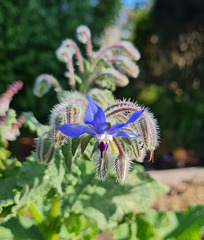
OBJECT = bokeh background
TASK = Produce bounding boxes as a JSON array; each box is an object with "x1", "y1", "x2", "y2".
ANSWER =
[{"x1": 1, "y1": 0, "x2": 204, "y2": 168}]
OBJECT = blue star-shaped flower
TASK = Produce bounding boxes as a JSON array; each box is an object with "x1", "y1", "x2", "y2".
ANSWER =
[{"x1": 57, "y1": 97, "x2": 144, "y2": 157}]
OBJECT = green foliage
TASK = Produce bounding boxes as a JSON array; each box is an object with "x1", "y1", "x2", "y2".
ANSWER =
[
  {"x1": 0, "y1": 149, "x2": 168, "y2": 238},
  {"x1": 0, "y1": 0, "x2": 121, "y2": 122},
  {"x1": 113, "y1": 206, "x2": 204, "y2": 240}
]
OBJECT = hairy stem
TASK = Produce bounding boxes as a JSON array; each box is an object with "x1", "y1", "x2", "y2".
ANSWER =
[
  {"x1": 83, "y1": 31, "x2": 92, "y2": 58},
  {"x1": 69, "y1": 42, "x2": 84, "y2": 74},
  {"x1": 65, "y1": 52, "x2": 75, "y2": 90},
  {"x1": 91, "y1": 42, "x2": 122, "y2": 69},
  {"x1": 105, "y1": 106, "x2": 141, "y2": 118},
  {"x1": 113, "y1": 137, "x2": 125, "y2": 156},
  {"x1": 46, "y1": 75, "x2": 63, "y2": 100}
]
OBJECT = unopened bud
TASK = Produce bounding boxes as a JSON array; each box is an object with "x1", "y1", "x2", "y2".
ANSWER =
[
  {"x1": 76, "y1": 25, "x2": 91, "y2": 44},
  {"x1": 114, "y1": 154, "x2": 130, "y2": 183},
  {"x1": 95, "y1": 153, "x2": 109, "y2": 181},
  {"x1": 33, "y1": 74, "x2": 52, "y2": 97},
  {"x1": 36, "y1": 131, "x2": 55, "y2": 163},
  {"x1": 70, "y1": 104, "x2": 81, "y2": 123},
  {"x1": 134, "y1": 140, "x2": 146, "y2": 162},
  {"x1": 51, "y1": 115, "x2": 66, "y2": 146},
  {"x1": 139, "y1": 110, "x2": 159, "y2": 151},
  {"x1": 56, "y1": 45, "x2": 74, "y2": 62},
  {"x1": 116, "y1": 57, "x2": 139, "y2": 78},
  {"x1": 121, "y1": 41, "x2": 141, "y2": 61},
  {"x1": 95, "y1": 69, "x2": 129, "y2": 87},
  {"x1": 89, "y1": 88, "x2": 115, "y2": 109}
]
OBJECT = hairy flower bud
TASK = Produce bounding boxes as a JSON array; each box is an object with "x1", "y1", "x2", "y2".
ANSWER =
[
  {"x1": 33, "y1": 74, "x2": 62, "y2": 98},
  {"x1": 51, "y1": 116, "x2": 66, "y2": 147},
  {"x1": 36, "y1": 131, "x2": 55, "y2": 163},
  {"x1": 139, "y1": 110, "x2": 159, "y2": 151},
  {"x1": 76, "y1": 25, "x2": 91, "y2": 44},
  {"x1": 104, "y1": 100, "x2": 159, "y2": 152},
  {"x1": 76, "y1": 25, "x2": 92, "y2": 58},
  {"x1": 50, "y1": 98, "x2": 86, "y2": 147},
  {"x1": 95, "y1": 152, "x2": 109, "y2": 181},
  {"x1": 56, "y1": 45, "x2": 74, "y2": 62},
  {"x1": 116, "y1": 57, "x2": 140, "y2": 78},
  {"x1": 121, "y1": 41, "x2": 141, "y2": 61},
  {"x1": 88, "y1": 88, "x2": 115, "y2": 109},
  {"x1": 114, "y1": 154, "x2": 131, "y2": 183},
  {"x1": 95, "y1": 69, "x2": 129, "y2": 87}
]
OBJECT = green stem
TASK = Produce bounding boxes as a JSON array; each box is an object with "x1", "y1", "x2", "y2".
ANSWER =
[
  {"x1": 28, "y1": 203, "x2": 49, "y2": 240},
  {"x1": 48, "y1": 198, "x2": 60, "y2": 240}
]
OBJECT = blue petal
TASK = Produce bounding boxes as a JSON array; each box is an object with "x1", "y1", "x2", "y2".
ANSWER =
[
  {"x1": 107, "y1": 110, "x2": 144, "y2": 136},
  {"x1": 57, "y1": 123, "x2": 95, "y2": 137},
  {"x1": 113, "y1": 130, "x2": 140, "y2": 139},
  {"x1": 126, "y1": 110, "x2": 144, "y2": 124},
  {"x1": 84, "y1": 96, "x2": 108, "y2": 134}
]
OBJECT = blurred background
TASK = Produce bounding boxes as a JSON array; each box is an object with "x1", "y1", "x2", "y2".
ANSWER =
[{"x1": 1, "y1": 0, "x2": 204, "y2": 168}]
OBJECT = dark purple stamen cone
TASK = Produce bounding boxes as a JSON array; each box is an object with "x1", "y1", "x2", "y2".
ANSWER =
[{"x1": 98, "y1": 142, "x2": 106, "y2": 158}]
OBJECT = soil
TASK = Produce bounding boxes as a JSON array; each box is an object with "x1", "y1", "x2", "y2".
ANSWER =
[
  {"x1": 152, "y1": 180, "x2": 204, "y2": 211},
  {"x1": 148, "y1": 167, "x2": 204, "y2": 211}
]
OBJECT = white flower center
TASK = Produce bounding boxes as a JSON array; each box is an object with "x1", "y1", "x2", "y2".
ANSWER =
[{"x1": 95, "y1": 132, "x2": 113, "y2": 143}]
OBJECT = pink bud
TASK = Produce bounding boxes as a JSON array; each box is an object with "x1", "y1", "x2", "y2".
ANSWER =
[
  {"x1": 0, "y1": 81, "x2": 23, "y2": 116},
  {"x1": 0, "y1": 98, "x2": 10, "y2": 116}
]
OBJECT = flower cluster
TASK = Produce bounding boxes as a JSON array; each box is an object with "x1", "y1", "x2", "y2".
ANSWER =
[
  {"x1": 0, "y1": 81, "x2": 24, "y2": 144},
  {"x1": 0, "y1": 81, "x2": 23, "y2": 116},
  {"x1": 49, "y1": 96, "x2": 159, "y2": 182},
  {"x1": 33, "y1": 25, "x2": 140, "y2": 99},
  {"x1": 34, "y1": 25, "x2": 159, "y2": 182}
]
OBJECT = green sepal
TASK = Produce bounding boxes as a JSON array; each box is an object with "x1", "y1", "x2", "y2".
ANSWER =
[
  {"x1": 80, "y1": 134, "x2": 93, "y2": 154},
  {"x1": 71, "y1": 137, "x2": 80, "y2": 156},
  {"x1": 61, "y1": 138, "x2": 73, "y2": 173}
]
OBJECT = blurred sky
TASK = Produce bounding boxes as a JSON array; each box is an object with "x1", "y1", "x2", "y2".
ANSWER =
[{"x1": 122, "y1": 0, "x2": 150, "y2": 8}]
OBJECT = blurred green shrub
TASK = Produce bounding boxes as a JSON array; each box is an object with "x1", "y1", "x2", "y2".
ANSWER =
[
  {"x1": 123, "y1": 0, "x2": 204, "y2": 162},
  {"x1": 0, "y1": 0, "x2": 121, "y2": 123}
]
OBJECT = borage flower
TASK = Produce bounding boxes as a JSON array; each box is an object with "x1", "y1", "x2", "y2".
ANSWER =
[{"x1": 57, "y1": 97, "x2": 144, "y2": 160}]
